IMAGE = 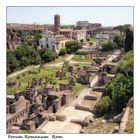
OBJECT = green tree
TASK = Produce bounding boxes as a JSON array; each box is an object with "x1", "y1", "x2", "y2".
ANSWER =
[
  {"x1": 125, "y1": 29, "x2": 133, "y2": 52},
  {"x1": 15, "y1": 45, "x2": 33, "y2": 59},
  {"x1": 15, "y1": 45, "x2": 41, "y2": 66},
  {"x1": 39, "y1": 48, "x2": 58, "y2": 62},
  {"x1": 95, "y1": 96, "x2": 112, "y2": 117},
  {"x1": 118, "y1": 50, "x2": 133, "y2": 76},
  {"x1": 101, "y1": 40, "x2": 118, "y2": 51},
  {"x1": 89, "y1": 42, "x2": 93, "y2": 46},
  {"x1": 80, "y1": 39, "x2": 84, "y2": 43},
  {"x1": 113, "y1": 33, "x2": 124, "y2": 48},
  {"x1": 87, "y1": 38, "x2": 90, "y2": 42},
  {"x1": 114, "y1": 24, "x2": 131, "y2": 32},
  {"x1": 105, "y1": 74, "x2": 133, "y2": 112},
  {"x1": 59, "y1": 48, "x2": 66, "y2": 56},
  {"x1": 65, "y1": 41, "x2": 82, "y2": 54},
  {"x1": 20, "y1": 57, "x2": 30, "y2": 67},
  {"x1": 34, "y1": 33, "x2": 42, "y2": 46},
  {"x1": 7, "y1": 50, "x2": 20, "y2": 74}
]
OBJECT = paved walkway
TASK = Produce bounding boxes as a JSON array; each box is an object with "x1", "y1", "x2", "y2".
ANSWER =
[{"x1": 41, "y1": 76, "x2": 99, "y2": 133}]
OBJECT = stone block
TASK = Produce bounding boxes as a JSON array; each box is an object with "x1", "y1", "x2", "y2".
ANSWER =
[
  {"x1": 55, "y1": 114, "x2": 66, "y2": 121},
  {"x1": 49, "y1": 115, "x2": 56, "y2": 121},
  {"x1": 75, "y1": 104, "x2": 92, "y2": 112},
  {"x1": 84, "y1": 95, "x2": 97, "y2": 100}
]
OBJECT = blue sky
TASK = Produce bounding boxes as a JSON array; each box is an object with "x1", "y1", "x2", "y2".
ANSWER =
[{"x1": 7, "y1": 7, "x2": 133, "y2": 26}]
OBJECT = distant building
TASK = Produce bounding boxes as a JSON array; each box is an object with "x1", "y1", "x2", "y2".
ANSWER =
[
  {"x1": 60, "y1": 28, "x2": 73, "y2": 39},
  {"x1": 39, "y1": 30, "x2": 70, "y2": 54},
  {"x1": 88, "y1": 23, "x2": 102, "y2": 28},
  {"x1": 72, "y1": 30, "x2": 86, "y2": 41},
  {"x1": 60, "y1": 28, "x2": 86, "y2": 41},
  {"x1": 76, "y1": 21, "x2": 89, "y2": 28},
  {"x1": 7, "y1": 29, "x2": 21, "y2": 50},
  {"x1": 87, "y1": 26, "x2": 119, "y2": 38},
  {"x1": 54, "y1": 15, "x2": 60, "y2": 35}
]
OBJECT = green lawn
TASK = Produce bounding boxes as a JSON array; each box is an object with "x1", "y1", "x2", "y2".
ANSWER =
[
  {"x1": 7, "y1": 66, "x2": 61, "y2": 95},
  {"x1": 7, "y1": 56, "x2": 93, "y2": 95},
  {"x1": 7, "y1": 65, "x2": 86, "y2": 95},
  {"x1": 89, "y1": 37, "x2": 96, "y2": 42},
  {"x1": 48, "y1": 56, "x2": 67, "y2": 64},
  {"x1": 73, "y1": 83, "x2": 86, "y2": 97},
  {"x1": 72, "y1": 55, "x2": 94, "y2": 63}
]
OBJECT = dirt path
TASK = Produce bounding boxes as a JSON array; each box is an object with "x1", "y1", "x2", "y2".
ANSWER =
[
  {"x1": 7, "y1": 65, "x2": 39, "y2": 79},
  {"x1": 7, "y1": 54, "x2": 91, "y2": 78},
  {"x1": 7, "y1": 55, "x2": 75, "y2": 78}
]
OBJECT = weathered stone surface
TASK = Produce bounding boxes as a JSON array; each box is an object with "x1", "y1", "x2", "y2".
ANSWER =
[
  {"x1": 55, "y1": 114, "x2": 67, "y2": 121},
  {"x1": 79, "y1": 129, "x2": 85, "y2": 133},
  {"x1": 84, "y1": 95, "x2": 97, "y2": 100},
  {"x1": 81, "y1": 118, "x2": 90, "y2": 126},
  {"x1": 70, "y1": 119, "x2": 82, "y2": 125},
  {"x1": 75, "y1": 104, "x2": 92, "y2": 112},
  {"x1": 69, "y1": 76, "x2": 75, "y2": 86},
  {"x1": 77, "y1": 68, "x2": 90, "y2": 84},
  {"x1": 49, "y1": 115, "x2": 56, "y2": 121},
  {"x1": 68, "y1": 66, "x2": 73, "y2": 72},
  {"x1": 92, "y1": 87, "x2": 105, "y2": 92},
  {"x1": 112, "y1": 126, "x2": 119, "y2": 133},
  {"x1": 59, "y1": 83, "x2": 67, "y2": 91},
  {"x1": 68, "y1": 85, "x2": 74, "y2": 91}
]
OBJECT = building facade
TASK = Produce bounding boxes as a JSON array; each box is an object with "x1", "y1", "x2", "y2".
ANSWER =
[{"x1": 39, "y1": 30, "x2": 70, "y2": 54}]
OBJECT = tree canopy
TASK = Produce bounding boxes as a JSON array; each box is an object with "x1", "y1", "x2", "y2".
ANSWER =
[
  {"x1": 113, "y1": 33, "x2": 124, "y2": 48},
  {"x1": 59, "y1": 48, "x2": 66, "y2": 56},
  {"x1": 118, "y1": 50, "x2": 133, "y2": 76},
  {"x1": 105, "y1": 73, "x2": 133, "y2": 112},
  {"x1": 114, "y1": 24, "x2": 132, "y2": 32},
  {"x1": 7, "y1": 45, "x2": 58, "y2": 74},
  {"x1": 101, "y1": 40, "x2": 118, "y2": 51},
  {"x1": 124, "y1": 29, "x2": 133, "y2": 52},
  {"x1": 95, "y1": 96, "x2": 112, "y2": 117},
  {"x1": 39, "y1": 48, "x2": 58, "y2": 62},
  {"x1": 7, "y1": 50, "x2": 20, "y2": 74},
  {"x1": 65, "y1": 41, "x2": 82, "y2": 54}
]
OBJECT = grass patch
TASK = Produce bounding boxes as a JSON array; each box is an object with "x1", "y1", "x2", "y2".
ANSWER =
[
  {"x1": 7, "y1": 66, "x2": 61, "y2": 95},
  {"x1": 73, "y1": 83, "x2": 86, "y2": 97},
  {"x1": 48, "y1": 56, "x2": 67, "y2": 64},
  {"x1": 72, "y1": 55, "x2": 94, "y2": 63},
  {"x1": 70, "y1": 63, "x2": 92, "y2": 67},
  {"x1": 89, "y1": 37, "x2": 96, "y2": 42},
  {"x1": 20, "y1": 130, "x2": 32, "y2": 134}
]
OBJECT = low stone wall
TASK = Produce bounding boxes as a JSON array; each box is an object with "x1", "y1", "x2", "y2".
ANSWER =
[
  {"x1": 46, "y1": 106, "x2": 53, "y2": 114},
  {"x1": 70, "y1": 119, "x2": 82, "y2": 125},
  {"x1": 92, "y1": 87, "x2": 105, "y2": 92},
  {"x1": 84, "y1": 95, "x2": 97, "y2": 100},
  {"x1": 75, "y1": 104, "x2": 92, "y2": 112},
  {"x1": 48, "y1": 115, "x2": 56, "y2": 121},
  {"x1": 55, "y1": 114, "x2": 67, "y2": 121},
  {"x1": 81, "y1": 118, "x2": 90, "y2": 126}
]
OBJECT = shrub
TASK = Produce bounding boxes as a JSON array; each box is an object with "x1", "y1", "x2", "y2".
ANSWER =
[
  {"x1": 59, "y1": 48, "x2": 66, "y2": 56},
  {"x1": 95, "y1": 96, "x2": 112, "y2": 117}
]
